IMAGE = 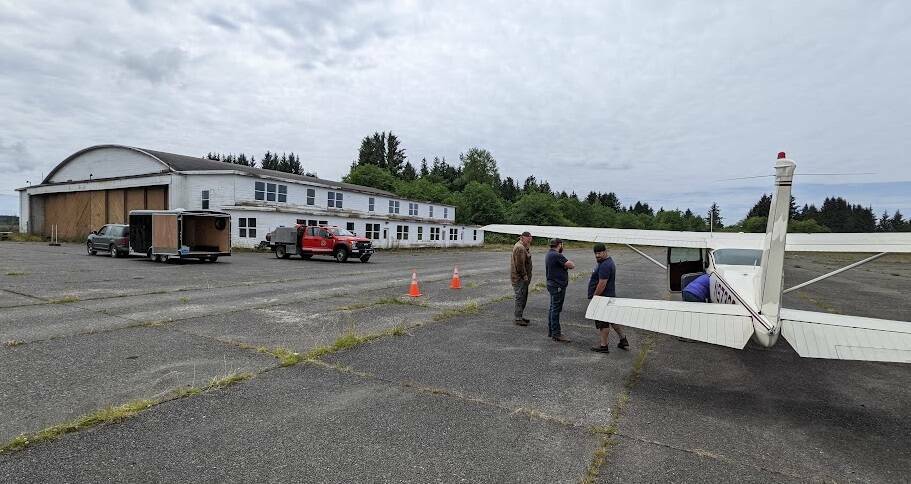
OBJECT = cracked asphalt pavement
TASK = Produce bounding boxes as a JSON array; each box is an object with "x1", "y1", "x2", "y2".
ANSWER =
[{"x1": 1, "y1": 241, "x2": 909, "y2": 482}]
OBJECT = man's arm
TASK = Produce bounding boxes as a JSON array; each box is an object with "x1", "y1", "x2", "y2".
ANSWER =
[
  {"x1": 564, "y1": 260, "x2": 575, "y2": 270},
  {"x1": 593, "y1": 279, "x2": 608, "y2": 297},
  {"x1": 512, "y1": 247, "x2": 527, "y2": 279}
]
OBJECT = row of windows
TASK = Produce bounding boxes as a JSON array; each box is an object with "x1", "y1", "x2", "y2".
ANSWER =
[
  {"x1": 236, "y1": 218, "x2": 477, "y2": 242},
  {"x1": 247, "y1": 183, "x2": 454, "y2": 219}
]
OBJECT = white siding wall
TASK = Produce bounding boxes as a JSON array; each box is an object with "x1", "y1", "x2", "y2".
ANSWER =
[
  {"x1": 18, "y1": 191, "x2": 29, "y2": 232},
  {"x1": 184, "y1": 174, "x2": 237, "y2": 210},
  {"x1": 225, "y1": 208, "x2": 483, "y2": 249},
  {"x1": 48, "y1": 147, "x2": 168, "y2": 183}
]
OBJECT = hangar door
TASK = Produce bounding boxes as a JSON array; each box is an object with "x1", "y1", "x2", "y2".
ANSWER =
[{"x1": 39, "y1": 186, "x2": 168, "y2": 239}]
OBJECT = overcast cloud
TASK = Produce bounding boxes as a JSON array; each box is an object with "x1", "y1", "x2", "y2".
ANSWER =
[{"x1": 1, "y1": 0, "x2": 910, "y2": 218}]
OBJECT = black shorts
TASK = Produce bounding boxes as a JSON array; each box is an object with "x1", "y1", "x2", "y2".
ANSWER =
[{"x1": 595, "y1": 320, "x2": 612, "y2": 329}]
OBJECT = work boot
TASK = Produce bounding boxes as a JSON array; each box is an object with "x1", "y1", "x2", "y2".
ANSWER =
[
  {"x1": 514, "y1": 319, "x2": 529, "y2": 327},
  {"x1": 552, "y1": 335, "x2": 571, "y2": 343},
  {"x1": 618, "y1": 338, "x2": 630, "y2": 350},
  {"x1": 590, "y1": 345, "x2": 610, "y2": 353}
]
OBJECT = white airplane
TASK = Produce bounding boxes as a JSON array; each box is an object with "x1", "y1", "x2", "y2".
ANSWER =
[{"x1": 484, "y1": 153, "x2": 911, "y2": 363}]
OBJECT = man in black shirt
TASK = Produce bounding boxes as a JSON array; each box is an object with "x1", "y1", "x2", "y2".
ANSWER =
[
  {"x1": 544, "y1": 238, "x2": 575, "y2": 342},
  {"x1": 587, "y1": 243, "x2": 629, "y2": 353}
]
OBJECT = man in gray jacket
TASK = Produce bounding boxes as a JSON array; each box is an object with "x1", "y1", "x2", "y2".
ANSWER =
[{"x1": 510, "y1": 231, "x2": 533, "y2": 326}]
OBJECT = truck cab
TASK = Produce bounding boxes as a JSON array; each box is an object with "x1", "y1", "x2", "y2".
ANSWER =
[{"x1": 268, "y1": 225, "x2": 373, "y2": 263}]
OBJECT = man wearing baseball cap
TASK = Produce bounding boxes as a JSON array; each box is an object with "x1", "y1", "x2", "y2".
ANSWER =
[
  {"x1": 544, "y1": 238, "x2": 575, "y2": 342},
  {"x1": 510, "y1": 231, "x2": 534, "y2": 326},
  {"x1": 588, "y1": 243, "x2": 629, "y2": 352}
]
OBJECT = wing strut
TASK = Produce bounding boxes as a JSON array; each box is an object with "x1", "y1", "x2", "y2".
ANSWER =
[
  {"x1": 625, "y1": 244, "x2": 667, "y2": 270},
  {"x1": 782, "y1": 252, "x2": 887, "y2": 294}
]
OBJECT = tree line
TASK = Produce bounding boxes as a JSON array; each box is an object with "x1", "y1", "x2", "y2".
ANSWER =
[
  {"x1": 205, "y1": 151, "x2": 317, "y2": 177},
  {"x1": 211, "y1": 133, "x2": 907, "y2": 233}
]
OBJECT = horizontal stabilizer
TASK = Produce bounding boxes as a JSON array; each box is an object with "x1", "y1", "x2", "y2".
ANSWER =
[
  {"x1": 780, "y1": 309, "x2": 911, "y2": 363},
  {"x1": 586, "y1": 297, "x2": 756, "y2": 349}
]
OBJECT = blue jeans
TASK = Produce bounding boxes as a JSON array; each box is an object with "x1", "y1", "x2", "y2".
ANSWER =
[{"x1": 546, "y1": 284, "x2": 566, "y2": 337}]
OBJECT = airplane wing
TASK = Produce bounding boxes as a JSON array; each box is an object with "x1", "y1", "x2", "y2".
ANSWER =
[
  {"x1": 483, "y1": 224, "x2": 911, "y2": 253},
  {"x1": 780, "y1": 309, "x2": 911, "y2": 363},
  {"x1": 585, "y1": 297, "x2": 756, "y2": 349}
]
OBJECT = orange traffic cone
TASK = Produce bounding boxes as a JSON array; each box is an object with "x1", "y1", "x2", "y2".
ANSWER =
[
  {"x1": 449, "y1": 266, "x2": 462, "y2": 289},
  {"x1": 408, "y1": 270, "x2": 423, "y2": 297}
]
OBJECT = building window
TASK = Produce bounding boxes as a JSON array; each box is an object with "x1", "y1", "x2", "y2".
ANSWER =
[
  {"x1": 449, "y1": 228, "x2": 458, "y2": 241},
  {"x1": 365, "y1": 223, "x2": 380, "y2": 239},
  {"x1": 368, "y1": 197, "x2": 375, "y2": 211},
  {"x1": 444, "y1": 207, "x2": 449, "y2": 219},
  {"x1": 408, "y1": 203, "x2": 418, "y2": 216},
  {"x1": 346, "y1": 222, "x2": 355, "y2": 232},
  {"x1": 306, "y1": 188, "x2": 315, "y2": 205},
  {"x1": 428, "y1": 206, "x2": 434, "y2": 218},
  {"x1": 265, "y1": 183, "x2": 276, "y2": 201},
  {"x1": 430, "y1": 227, "x2": 441, "y2": 241},
  {"x1": 417, "y1": 226, "x2": 423, "y2": 241},
  {"x1": 255, "y1": 182, "x2": 265, "y2": 200},
  {"x1": 278, "y1": 185, "x2": 287, "y2": 203},
  {"x1": 473, "y1": 230, "x2": 477, "y2": 241},
  {"x1": 238, "y1": 218, "x2": 257, "y2": 238},
  {"x1": 396, "y1": 225, "x2": 409, "y2": 240},
  {"x1": 389, "y1": 200, "x2": 400, "y2": 214},
  {"x1": 201, "y1": 190, "x2": 210, "y2": 209},
  {"x1": 328, "y1": 191, "x2": 343, "y2": 208}
]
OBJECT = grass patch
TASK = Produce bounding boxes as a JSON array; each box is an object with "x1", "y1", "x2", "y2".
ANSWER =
[
  {"x1": 336, "y1": 296, "x2": 425, "y2": 311},
  {"x1": 5, "y1": 271, "x2": 27, "y2": 276},
  {"x1": 4, "y1": 233, "x2": 45, "y2": 242},
  {"x1": 50, "y1": 295, "x2": 79, "y2": 304},
  {"x1": 4, "y1": 340, "x2": 24, "y2": 348},
  {"x1": 0, "y1": 399, "x2": 155, "y2": 454},
  {"x1": 178, "y1": 296, "x2": 190, "y2": 304},
  {"x1": 432, "y1": 300, "x2": 481, "y2": 321},
  {"x1": 258, "y1": 346, "x2": 302, "y2": 367}
]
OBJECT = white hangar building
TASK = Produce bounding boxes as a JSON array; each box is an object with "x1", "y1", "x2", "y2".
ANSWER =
[{"x1": 17, "y1": 145, "x2": 484, "y2": 249}]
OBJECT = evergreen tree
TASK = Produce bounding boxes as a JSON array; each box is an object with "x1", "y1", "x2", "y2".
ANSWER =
[
  {"x1": 707, "y1": 202, "x2": 723, "y2": 228},
  {"x1": 401, "y1": 162, "x2": 418, "y2": 181},
  {"x1": 419, "y1": 158, "x2": 430, "y2": 178},
  {"x1": 747, "y1": 194, "x2": 772, "y2": 218},
  {"x1": 460, "y1": 147, "x2": 501, "y2": 187},
  {"x1": 385, "y1": 132, "x2": 406, "y2": 175},
  {"x1": 893, "y1": 210, "x2": 908, "y2": 232},
  {"x1": 500, "y1": 177, "x2": 521, "y2": 202}
]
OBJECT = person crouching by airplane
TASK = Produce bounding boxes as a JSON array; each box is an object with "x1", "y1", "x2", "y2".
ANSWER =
[
  {"x1": 545, "y1": 238, "x2": 575, "y2": 342},
  {"x1": 511, "y1": 231, "x2": 533, "y2": 326},
  {"x1": 682, "y1": 273, "x2": 711, "y2": 302},
  {"x1": 588, "y1": 243, "x2": 629, "y2": 353}
]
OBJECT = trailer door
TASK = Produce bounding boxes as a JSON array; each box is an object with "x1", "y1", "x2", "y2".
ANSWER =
[{"x1": 152, "y1": 214, "x2": 178, "y2": 254}]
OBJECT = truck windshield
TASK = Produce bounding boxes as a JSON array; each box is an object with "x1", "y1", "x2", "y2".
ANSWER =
[
  {"x1": 329, "y1": 228, "x2": 355, "y2": 236},
  {"x1": 712, "y1": 249, "x2": 762, "y2": 266}
]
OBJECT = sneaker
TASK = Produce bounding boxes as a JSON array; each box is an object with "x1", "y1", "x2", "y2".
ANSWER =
[
  {"x1": 618, "y1": 338, "x2": 630, "y2": 350},
  {"x1": 522, "y1": 318, "x2": 531, "y2": 323},
  {"x1": 514, "y1": 319, "x2": 529, "y2": 326},
  {"x1": 552, "y1": 335, "x2": 571, "y2": 343},
  {"x1": 590, "y1": 345, "x2": 610, "y2": 353}
]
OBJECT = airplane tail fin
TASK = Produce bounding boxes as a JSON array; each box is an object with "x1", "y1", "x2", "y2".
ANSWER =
[{"x1": 756, "y1": 152, "x2": 796, "y2": 346}]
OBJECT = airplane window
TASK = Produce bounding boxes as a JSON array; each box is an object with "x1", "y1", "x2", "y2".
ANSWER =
[{"x1": 713, "y1": 249, "x2": 762, "y2": 266}]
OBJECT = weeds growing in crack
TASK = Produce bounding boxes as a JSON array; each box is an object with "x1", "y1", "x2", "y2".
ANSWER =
[
  {"x1": 5, "y1": 271, "x2": 27, "y2": 276},
  {"x1": 258, "y1": 346, "x2": 302, "y2": 367},
  {"x1": 3, "y1": 340, "x2": 24, "y2": 348},
  {"x1": 50, "y1": 295, "x2": 79, "y2": 304},
  {"x1": 336, "y1": 297, "x2": 425, "y2": 311},
  {"x1": 582, "y1": 335, "x2": 654, "y2": 484},
  {"x1": 432, "y1": 300, "x2": 480, "y2": 321}
]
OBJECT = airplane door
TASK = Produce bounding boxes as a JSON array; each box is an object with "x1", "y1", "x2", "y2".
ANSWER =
[{"x1": 666, "y1": 247, "x2": 705, "y2": 292}]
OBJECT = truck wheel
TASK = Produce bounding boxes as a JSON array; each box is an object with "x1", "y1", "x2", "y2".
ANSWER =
[
  {"x1": 109, "y1": 245, "x2": 118, "y2": 258},
  {"x1": 334, "y1": 246, "x2": 349, "y2": 263},
  {"x1": 208, "y1": 255, "x2": 219, "y2": 262},
  {"x1": 360, "y1": 255, "x2": 371, "y2": 263},
  {"x1": 87, "y1": 242, "x2": 96, "y2": 256},
  {"x1": 275, "y1": 245, "x2": 287, "y2": 259}
]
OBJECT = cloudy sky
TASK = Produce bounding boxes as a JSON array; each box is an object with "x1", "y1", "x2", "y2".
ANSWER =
[{"x1": 2, "y1": 0, "x2": 910, "y2": 219}]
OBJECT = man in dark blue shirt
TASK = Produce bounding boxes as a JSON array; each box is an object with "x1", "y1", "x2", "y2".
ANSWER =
[
  {"x1": 587, "y1": 243, "x2": 629, "y2": 353},
  {"x1": 545, "y1": 238, "x2": 575, "y2": 342}
]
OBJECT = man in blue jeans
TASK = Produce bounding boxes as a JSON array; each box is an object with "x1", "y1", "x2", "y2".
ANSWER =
[{"x1": 544, "y1": 238, "x2": 575, "y2": 342}]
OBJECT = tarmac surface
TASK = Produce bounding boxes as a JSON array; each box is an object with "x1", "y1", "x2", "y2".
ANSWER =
[{"x1": 0, "y1": 241, "x2": 909, "y2": 482}]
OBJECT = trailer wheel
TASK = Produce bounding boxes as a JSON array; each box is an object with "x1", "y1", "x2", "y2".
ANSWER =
[
  {"x1": 87, "y1": 242, "x2": 96, "y2": 256},
  {"x1": 208, "y1": 255, "x2": 219, "y2": 262},
  {"x1": 275, "y1": 245, "x2": 289, "y2": 259},
  {"x1": 333, "y1": 246, "x2": 349, "y2": 263},
  {"x1": 147, "y1": 248, "x2": 154, "y2": 260},
  {"x1": 154, "y1": 255, "x2": 162, "y2": 263}
]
